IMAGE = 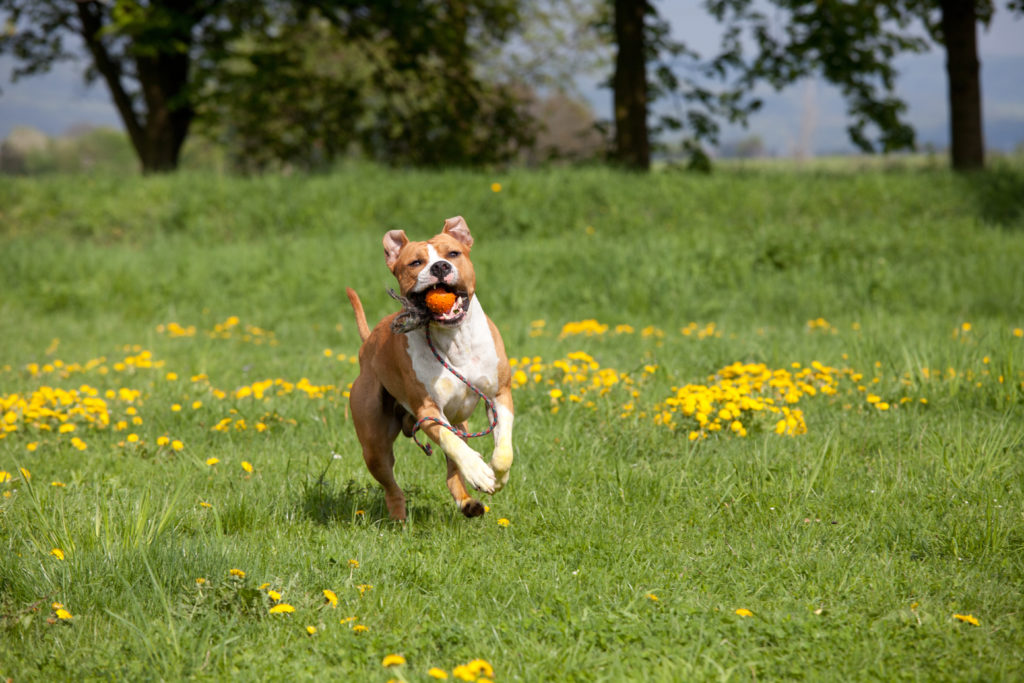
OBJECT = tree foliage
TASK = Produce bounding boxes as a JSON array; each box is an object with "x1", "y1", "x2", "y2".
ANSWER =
[{"x1": 199, "y1": 3, "x2": 534, "y2": 170}]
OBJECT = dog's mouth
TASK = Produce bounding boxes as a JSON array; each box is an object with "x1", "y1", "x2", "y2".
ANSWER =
[{"x1": 412, "y1": 284, "x2": 471, "y2": 326}]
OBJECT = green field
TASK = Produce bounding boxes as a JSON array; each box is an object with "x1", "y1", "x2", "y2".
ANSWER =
[{"x1": 2, "y1": 163, "x2": 1024, "y2": 680}]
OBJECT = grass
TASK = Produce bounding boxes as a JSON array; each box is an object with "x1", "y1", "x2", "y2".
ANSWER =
[{"x1": 2, "y1": 161, "x2": 1024, "y2": 680}]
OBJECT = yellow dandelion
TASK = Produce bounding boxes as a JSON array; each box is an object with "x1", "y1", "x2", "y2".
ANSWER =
[
  {"x1": 953, "y1": 613, "x2": 979, "y2": 626},
  {"x1": 323, "y1": 589, "x2": 338, "y2": 607},
  {"x1": 466, "y1": 659, "x2": 494, "y2": 678},
  {"x1": 267, "y1": 590, "x2": 281, "y2": 602},
  {"x1": 27, "y1": 442, "x2": 39, "y2": 452},
  {"x1": 0, "y1": 471, "x2": 11, "y2": 483},
  {"x1": 735, "y1": 608, "x2": 754, "y2": 617},
  {"x1": 382, "y1": 654, "x2": 406, "y2": 667},
  {"x1": 428, "y1": 668, "x2": 449, "y2": 679},
  {"x1": 55, "y1": 608, "x2": 73, "y2": 620},
  {"x1": 199, "y1": 501, "x2": 212, "y2": 508},
  {"x1": 19, "y1": 467, "x2": 30, "y2": 479},
  {"x1": 241, "y1": 460, "x2": 254, "y2": 473},
  {"x1": 229, "y1": 568, "x2": 245, "y2": 578},
  {"x1": 357, "y1": 584, "x2": 373, "y2": 596},
  {"x1": 206, "y1": 457, "x2": 219, "y2": 466},
  {"x1": 196, "y1": 577, "x2": 207, "y2": 585},
  {"x1": 50, "y1": 548, "x2": 65, "y2": 560},
  {"x1": 172, "y1": 440, "x2": 184, "y2": 451},
  {"x1": 497, "y1": 518, "x2": 510, "y2": 527},
  {"x1": 157, "y1": 436, "x2": 170, "y2": 446},
  {"x1": 70, "y1": 437, "x2": 87, "y2": 451},
  {"x1": 192, "y1": 400, "x2": 203, "y2": 409},
  {"x1": 51, "y1": 481, "x2": 66, "y2": 487},
  {"x1": 490, "y1": 182, "x2": 502, "y2": 193},
  {"x1": 166, "y1": 372, "x2": 178, "y2": 381},
  {"x1": 352, "y1": 623, "x2": 368, "y2": 633},
  {"x1": 306, "y1": 625, "x2": 317, "y2": 635},
  {"x1": 348, "y1": 559, "x2": 360, "y2": 569},
  {"x1": 269, "y1": 603, "x2": 295, "y2": 614},
  {"x1": 645, "y1": 593, "x2": 659, "y2": 601},
  {"x1": 355, "y1": 509, "x2": 365, "y2": 516},
  {"x1": 127, "y1": 433, "x2": 140, "y2": 443}
]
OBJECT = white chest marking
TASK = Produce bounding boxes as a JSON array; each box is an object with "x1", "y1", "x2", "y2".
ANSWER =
[{"x1": 405, "y1": 297, "x2": 499, "y2": 425}]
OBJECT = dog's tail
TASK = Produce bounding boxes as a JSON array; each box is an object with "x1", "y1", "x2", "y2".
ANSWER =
[{"x1": 346, "y1": 287, "x2": 372, "y2": 343}]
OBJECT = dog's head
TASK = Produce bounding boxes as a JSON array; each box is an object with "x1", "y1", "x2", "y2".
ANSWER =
[{"x1": 383, "y1": 216, "x2": 476, "y2": 327}]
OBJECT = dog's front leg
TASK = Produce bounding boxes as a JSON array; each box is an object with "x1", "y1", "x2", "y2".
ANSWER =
[
  {"x1": 417, "y1": 411, "x2": 496, "y2": 494},
  {"x1": 489, "y1": 390, "x2": 515, "y2": 492}
]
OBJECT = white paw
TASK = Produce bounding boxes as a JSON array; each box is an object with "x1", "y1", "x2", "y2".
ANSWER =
[{"x1": 462, "y1": 455, "x2": 496, "y2": 494}]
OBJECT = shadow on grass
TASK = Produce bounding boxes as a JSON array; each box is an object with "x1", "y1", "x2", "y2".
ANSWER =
[
  {"x1": 962, "y1": 163, "x2": 1024, "y2": 228},
  {"x1": 298, "y1": 473, "x2": 432, "y2": 526}
]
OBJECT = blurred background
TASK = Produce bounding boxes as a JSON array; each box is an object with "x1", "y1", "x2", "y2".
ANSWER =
[{"x1": 1, "y1": 0, "x2": 1022, "y2": 175}]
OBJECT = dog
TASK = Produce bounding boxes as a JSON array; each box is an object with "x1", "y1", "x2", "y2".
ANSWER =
[{"x1": 345, "y1": 216, "x2": 514, "y2": 520}]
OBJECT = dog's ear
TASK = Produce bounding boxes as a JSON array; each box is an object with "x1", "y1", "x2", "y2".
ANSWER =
[
  {"x1": 383, "y1": 230, "x2": 409, "y2": 270},
  {"x1": 442, "y1": 216, "x2": 474, "y2": 248}
]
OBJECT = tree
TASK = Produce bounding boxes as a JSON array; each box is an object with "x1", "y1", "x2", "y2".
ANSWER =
[
  {"x1": 605, "y1": 1, "x2": 762, "y2": 171},
  {"x1": 709, "y1": 0, "x2": 1023, "y2": 171},
  {"x1": 0, "y1": 1, "x2": 262, "y2": 173}
]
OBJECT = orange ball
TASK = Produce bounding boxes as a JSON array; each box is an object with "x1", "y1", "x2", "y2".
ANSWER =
[{"x1": 425, "y1": 288, "x2": 457, "y2": 314}]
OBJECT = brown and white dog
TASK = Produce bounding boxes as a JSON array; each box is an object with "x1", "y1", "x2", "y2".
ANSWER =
[{"x1": 345, "y1": 216, "x2": 514, "y2": 520}]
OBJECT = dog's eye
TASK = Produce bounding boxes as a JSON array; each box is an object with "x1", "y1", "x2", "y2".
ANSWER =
[
  {"x1": 409, "y1": 259, "x2": 423, "y2": 267},
  {"x1": 447, "y1": 251, "x2": 461, "y2": 259}
]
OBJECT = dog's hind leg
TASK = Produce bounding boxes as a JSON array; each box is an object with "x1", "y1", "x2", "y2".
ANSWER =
[{"x1": 351, "y1": 376, "x2": 406, "y2": 521}]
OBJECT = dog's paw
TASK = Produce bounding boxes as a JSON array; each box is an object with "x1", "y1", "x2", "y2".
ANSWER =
[
  {"x1": 460, "y1": 498, "x2": 486, "y2": 518},
  {"x1": 462, "y1": 456, "x2": 496, "y2": 494},
  {"x1": 490, "y1": 466, "x2": 510, "y2": 493}
]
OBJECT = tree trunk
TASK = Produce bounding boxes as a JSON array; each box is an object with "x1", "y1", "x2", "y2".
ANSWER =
[
  {"x1": 940, "y1": 0, "x2": 984, "y2": 171},
  {"x1": 135, "y1": 52, "x2": 194, "y2": 173},
  {"x1": 613, "y1": 0, "x2": 649, "y2": 170}
]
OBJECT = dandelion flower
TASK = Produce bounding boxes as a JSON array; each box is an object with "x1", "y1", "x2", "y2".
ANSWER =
[
  {"x1": 269, "y1": 603, "x2": 295, "y2": 614},
  {"x1": 199, "y1": 501, "x2": 212, "y2": 508},
  {"x1": 206, "y1": 457, "x2": 220, "y2": 466},
  {"x1": 0, "y1": 471, "x2": 11, "y2": 483},
  {"x1": 241, "y1": 461, "x2": 254, "y2": 473},
  {"x1": 497, "y1": 518, "x2": 510, "y2": 527},
  {"x1": 382, "y1": 654, "x2": 406, "y2": 667},
  {"x1": 20, "y1": 467, "x2": 31, "y2": 479},
  {"x1": 157, "y1": 436, "x2": 170, "y2": 446},
  {"x1": 466, "y1": 659, "x2": 494, "y2": 677},
  {"x1": 306, "y1": 625, "x2": 317, "y2": 635},
  {"x1": 348, "y1": 559, "x2": 360, "y2": 569},
  {"x1": 229, "y1": 568, "x2": 245, "y2": 578},
  {"x1": 428, "y1": 668, "x2": 449, "y2": 679},
  {"x1": 645, "y1": 593, "x2": 659, "y2": 601},
  {"x1": 323, "y1": 589, "x2": 338, "y2": 607},
  {"x1": 267, "y1": 590, "x2": 281, "y2": 602},
  {"x1": 50, "y1": 548, "x2": 65, "y2": 560},
  {"x1": 352, "y1": 624, "x2": 368, "y2": 633},
  {"x1": 490, "y1": 182, "x2": 502, "y2": 193},
  {"x1": 357, "y1": 584, "x2": 373, "y2": 596},
  {"x1": 55, "y1": 608, "x2": 73, "y2": 620},
  {"x1": 172, "y1": 440, "x2": 184, "y2": 451},
  {"x1": 735, "y1": 608, "x2": 754, "y2": 617},
  {"x1": 953, "y1": 613, "x2": 979, "y2": 626},
  {"x1": 196, "y1": 578, "x2": 207, "y2": 585}
]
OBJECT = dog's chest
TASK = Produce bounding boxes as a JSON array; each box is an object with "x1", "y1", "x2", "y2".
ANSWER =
[{"x1": 405, "y1": 301, "x2": 498, "y2": 424}]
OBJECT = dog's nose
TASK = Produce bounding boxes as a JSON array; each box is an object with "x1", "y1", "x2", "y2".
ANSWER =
[{"x1": 430, "y1": 261, "x2": 452, "y2": 279}]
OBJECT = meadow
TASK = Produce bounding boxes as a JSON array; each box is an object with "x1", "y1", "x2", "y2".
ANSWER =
[{"x1": 1, "y1": 161, "x2": 1024, "y2": 681}]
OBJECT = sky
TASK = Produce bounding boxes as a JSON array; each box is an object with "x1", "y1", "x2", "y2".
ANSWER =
[{"x1": 1, "y1": 3, "x2": 1023, "y2": 156}]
